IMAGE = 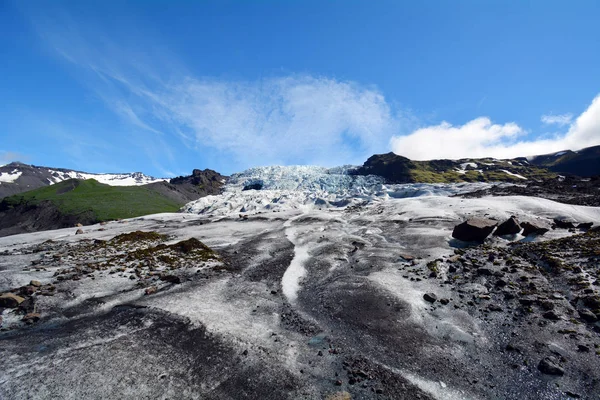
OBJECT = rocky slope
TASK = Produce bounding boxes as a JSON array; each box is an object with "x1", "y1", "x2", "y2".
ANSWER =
[
  {"x1": 0, "y1": 169, "x2": 227, "y2": 237},
  {"x1": 0, "y1": 162, "x2": 166, "y2": 198},
  {"x1": 528, "y1": 145, "x2": 600, "y2": 177},
  {"x1": 460, "y1": 175, "x2": 600, "y2": 207},
  {"x1": 351, "y1": 153, "x2": 555, "y2": 183}
]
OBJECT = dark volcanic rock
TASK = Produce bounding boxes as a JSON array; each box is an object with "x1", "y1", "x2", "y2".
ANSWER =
[
  {"x1": 577, "y1": 222, "x2": 594, "y2": 230},
  {"x1": 538, "y1": 357, "x2": 565, "y2": 376},
  {"x1": 452, "y1": 218, "x2": 498, "y2": 242},
  {"x1": 494, "y1": 216, "x2": 522, "y2": 236},
  {"x1": 578, "y1": 309, "x2": 598, "y2": 323},
  {"x1": 521, "y1": 221, "x2": 550, "y2": 236},
  {"x1": 423, "y1": 293, "x2": 437, "y2": 303},
  {"x1": 351, "y1": 152, "x2": 416, "y2": 183},
  {"x1": 554, "y1": 217, "x2": 576, "y2": 229}
]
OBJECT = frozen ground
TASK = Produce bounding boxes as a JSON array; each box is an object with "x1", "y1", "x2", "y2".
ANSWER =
[{"x1": 2, "y1": 178, "x2": 600, "y2": 398}]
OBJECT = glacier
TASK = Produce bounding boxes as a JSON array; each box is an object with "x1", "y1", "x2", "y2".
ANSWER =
[{"x1": 184, "y1": 165, "x2": 494, "y2": 216}]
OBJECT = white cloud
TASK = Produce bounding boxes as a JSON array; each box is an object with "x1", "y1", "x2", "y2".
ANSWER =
[
  {"x1": 0, "y1": 151, "x2": 29, "y2": 166},
  {"x1": 391, "y1": 95, "x2": 600, "y2": 160},
  {"x1": 141, "y1": 76, "x2": 398, "y2": 167},
  {"x1": 541, "y1": 113, "x2": 573, "y2": 126}
]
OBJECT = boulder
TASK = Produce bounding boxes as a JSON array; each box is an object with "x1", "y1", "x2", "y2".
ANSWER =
[
  {"x1": 553, "y1": 217, "x2": 576, "y2": 229},
  {"x1": 423, "y1": 293, "x2": 437, "y2": 303},
  {"x1": 493, "y1": 216, "x2": 522, "y2": 236},
  {"x1": 22, "y1": 313, "x2": 41, "y2": 324},
  {"x1": 0, "y1": 293, "x2": 25, "y2": 308},
  {"x1": 538, "y1": 357, "x2": 564, "y2": 376},
  {"x1": 521, "y1": 221, "x2": 550, "y2": 236},
  {"x1": 30, "y1": 280, "x2": 42, "y2": 287},
  {"x1": 579, "y1": 309, "x2": 598, "y2": 323},
  {"x1": 145, "y1": 286, "x2": 158, "y2": 295},
  {"x1": 452, "y1": 218, "x2": 498, "y2": 242},
  {"x1": 160, "y1": 275, "x2": 182, "y2": 284},
  {"x1": 577, "y1": 222, "x2": 594, "y2": 230},
  {"x1": 75, "y1": 228, "x2": 84, "y2": 235}
]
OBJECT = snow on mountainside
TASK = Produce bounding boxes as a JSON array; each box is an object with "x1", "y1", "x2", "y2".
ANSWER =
[
  {"x1": 184, "y1": 165, "x2": 494, "y2": 216},
  {"x1": 0, "y1": 162, "x2": 166, "y2": 198},
  {"x1": 45, "y1": 169, "x2": 166, "y2": 186}
]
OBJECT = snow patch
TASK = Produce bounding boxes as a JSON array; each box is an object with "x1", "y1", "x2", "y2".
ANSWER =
[
  {"x1": 500, "y1": 170, "x2": 527, "y2": 180},
  {"x1": 0, "y1": 170, "x2": 22, "y2": 183},
  {"x1": 47, "y1": 169, "x2": 166, "y2": 186}
]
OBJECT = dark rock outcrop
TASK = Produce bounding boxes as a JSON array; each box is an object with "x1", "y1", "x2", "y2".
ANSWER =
[
  {"x1": 351, "y1": 153, "x2": 416, "y2": 183},
  {"x1": 538, "y1": 357, "x2": 565, "y2": 376},
  {"x1": 494, "y1": 216, "x2": 522, "y2": 236},
  {"x1": 521, "y1": 221, "x2": 550, "y2": 236},
  {"x1": 554, "y1": 217, "x2": 576, "y2": 229},
  {"x1": 452, "y1": 218, "x2": 498, "y2": 242}
]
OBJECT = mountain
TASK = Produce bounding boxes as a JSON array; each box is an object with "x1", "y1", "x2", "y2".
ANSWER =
[
  {"x1": 527, "y1": 144, "x2": 600, "y2": 177},
  {"x1": 0, "y1": 162, "x2": 167, "y2": 198},
  {"x1": 0, "y1": 169, "x2": 227, "y2": 237},
  {"x1": 351, "y1": 152, "x2": 556, "y2": 183}
]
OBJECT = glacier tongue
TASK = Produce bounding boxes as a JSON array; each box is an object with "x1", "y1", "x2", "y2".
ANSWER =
[{"x1": 183, "y1": 165, "x2": 493, "y2": 216}]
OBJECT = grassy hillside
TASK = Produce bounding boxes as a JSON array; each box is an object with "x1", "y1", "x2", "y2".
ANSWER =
[{"x1": 1, "y1": 179, "x2": 182, "y2": 222}]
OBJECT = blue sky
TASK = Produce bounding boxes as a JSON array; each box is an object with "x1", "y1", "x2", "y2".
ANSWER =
[{"x1": 1, "y1": 1, "x2": 600, "y2": 176}]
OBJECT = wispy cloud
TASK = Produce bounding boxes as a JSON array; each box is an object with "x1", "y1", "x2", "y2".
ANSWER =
[
  {"x1": 541, "y1": 113, "x2": 573, "y2": 126},
  {"x1": 391, "y1": 95, "x2": 600, "y2": 159},
  {"x1": 0, "y1": 151, "x2": 30, "y2": 165},
  {"x1": 26, "y1": 9, "x2": 404, "y2": 171}
]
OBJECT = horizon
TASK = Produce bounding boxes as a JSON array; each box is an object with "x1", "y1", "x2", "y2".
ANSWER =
[
  {"x1": 1, "y1": 144, "x2": 598, "y2": 178},
  {"x1": 2, "y1": 1, "x2": 600, "y2": 176}
]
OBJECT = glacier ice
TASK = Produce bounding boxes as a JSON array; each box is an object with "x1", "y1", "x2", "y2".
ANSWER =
[{"x1": 183, "y1": 165, "x2": 494, "y2": 216}]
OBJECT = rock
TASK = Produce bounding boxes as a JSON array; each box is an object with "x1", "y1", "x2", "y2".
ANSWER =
[
  {"x1": 18, "y1": 297, "x2": 36, "y2": 314},
  {"x1": 542, "y1": 311, "x2": 560, "y2": 320},
  {"x1": 75, "y1": 229, "x2": 84, "y2": 235},
  {"x1": 577, "y1": 344, "x2": 590, "y2": 353},
  {"x1": 578, "y1": 309, "x2": 597, "y2": 323},
  {"x1": 19, "y1": 285, "x2": 37, "y2": 296},
  {"x1": 519, "y1": 297, "x2": 536, "y2": 306},
  {"x1": 494, "y1": 216, "x2": 522, "y2": 236},
  {"x1": 440, "y1": 298, "x2": 450, "y2": 305},
  {"x1": 30, "y1": 280, "x2": 42, "y2": 287},
  {"x1": 22, "y1": 313, "x2": 41, "y2": 324},
  {"x1": 423, "y1": 293, "x2": 437, "y2": 303},
  {"x1": 160, "y1": 275, "x2": 181, "y2": 284},
  {"x1": 488, "y1": 304, "x2": 503, "y2": 312},
  {"x1": 0, "y1": 293, "x2": 25, "y2": 308},
  {"x1": 521, "y1": 221, "x2": 550, "y2": 236},
  {"x1": 326, "y1": 392, "x2": 351, "y2": 400},
  {"x1": 553, "y1": 217, "x2": 576, "y2": 229},
  {"x1": 577, "y1": 222, "x2": 593, "y2": 230},
  {"x1": 76, "y1": 223, "x2": 83, "y2": 227},
  {"x1": 582, "y1": 296, "x2": 600, "y2": 309},
  {"x1": 145, "y1": 286, "x2": 158, "y2": 295},
  {"x1": 538, "y1": 357, "x2": 564, "y2": 376},
  {"x1": 452, "y1": 218, "x2": 498, "y2": 242}
]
